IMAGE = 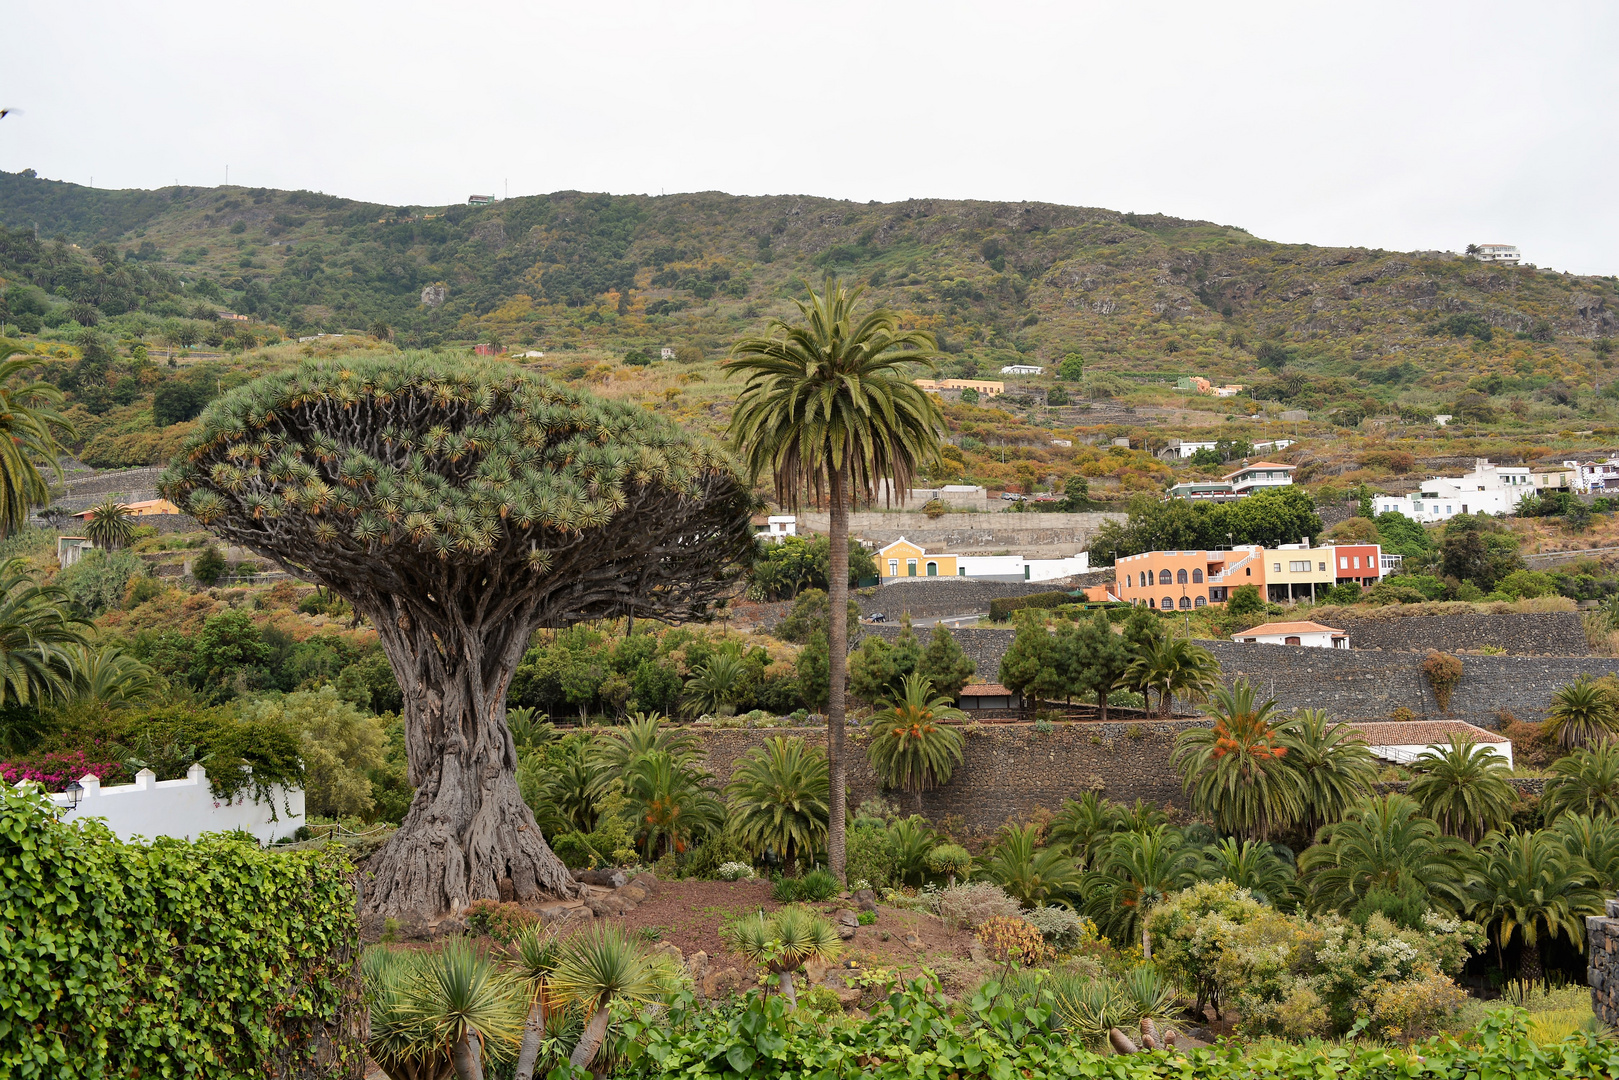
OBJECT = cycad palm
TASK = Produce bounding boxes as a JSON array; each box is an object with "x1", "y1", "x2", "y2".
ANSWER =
[
  {"x1": 724, "y1": 735, "x2": 830, "y2": 868},
  {"x1": 618, "y1": 749, "x2": 724, "y2": 859},
  {"x1": 589, "y1": 713, "x2": 700, "y2": 794},
  {"x1": 1408, "y1": 734, "x2": 1517, "y2": 843},
  {"x1": 1278, "y1": 709, "x2": 1377, "y2": 836},
  {"x1": 0, "y1": 559, "x2": 89, "y2": 708},
  {"x1": 866, "y1": 673, "x2": 966, "y2": 809},
  {"x1": 1550, "y1": 812, "x2": 1619, "y2": 893},
  {"x1": 1197, "y1": 837, "x2": 1297, "y2": 908},
  {"x1": 1048, "y1": 791, "x2": 1126, "y2": 868},
  {"x1": 1466, "y1": 827, "x2": 1603, "y2": 984},
  {"x1": 1543, "y1": 742, "x2": 1619, "y2": 820},
  {"x1": 1173, "y1": 680, "x2": 1301, "y2": 839},
  {"x1": 982, "y1": 822, "x2": 1084, "y2": 908},
  {"x1": 1298, "y1": 793, "x2": 1470, "y2": 914},
  {"x1": 1126, "y1": 637, "x2": 1221, "y2": 718},
  {"x1": 727, "y1": 275, "x2": 944, "y2": 881},
  {"x1": 84, "y1": 498, "x2": 136, "y2": 550},
  {"x1": 1544, "y1": 674, "x2": 1619, "y2": 749},
  {"x1": 0, "y1": 346, "x2": 74, "y2": 537},
  {"x1": 1083, "y1": 825, "x2": 1199, "y2": 956},
  {"x1": 723, "y1": 905, "x2": 842, "y2": 1008},
  {"x1": 681, "y1": 651, "x2": 748, "y2": 718}
]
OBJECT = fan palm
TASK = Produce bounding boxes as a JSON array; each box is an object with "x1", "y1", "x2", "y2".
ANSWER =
[
  {"x1": 1196, "y1": 837, "x2": 1297, "y2": 908},
  {"x1": 1543, "y1": 742, "x2": 1619, "y2": 821},
  {"x1": 84, "y1": 497, "x2": 136, "y2": 550},
  {"x1": 681, "y1": 651, "x2": 748, "y2": 718},
  {"x1": 1277, "y1": 709, "x2": 1377, "y2": 835},
  {"x1": 1125, "y1": 637, "x2": 1221, "y2": 718},
  {"x1": 727, "y1": 275, "x2": 945, "y2": 881},
  {"x1": 549, "y1": 924, "x2": 673, "y2": 1069},
  {"x1": 724, "y1": 735, "x2": 830, "y2": 868},
  {"x1": 1466, "y1": 827, "x2": 1604, "y2": 985},
  {"x1": 0, "y1": 346, "x2": 74, "y2": 538},
  {"x1": 723, "y1": 905, "x2": 843, "y2": 1008},
  {"x1": 866, "y1": 673, "x2": 966, "y2": 810},
  {"x1": 1543, "y1": 675, "x2": 1619, "y2": 750},
  {"x1": 618, "y1": 749, "x2": 724, "y2": 859},
  {"x1": 1048, "y1": 791, "x2": 1126, "y2": 868},
  {"x1": 1298, "y1": 793, "x2": 1470, "y2": 914},
  {"x1": 1172, "y1": 680, "x2": 1302, "y2": 839},
  {"x1": 982, "y1": 822, "x2": 1085, "y2": 908},
  {"x1": 1083, "y1": 825, "x2": 1199, "y2": 957},
  {"x1": 1408, "y1": 734, "x2": 1517, "y2": 843},
  {"x1": 0, "y1": 559, "x2": 90, "y2": 708},
  {"x1": 1550, "y1": 812, "x2": 1619, "y2": 893}
]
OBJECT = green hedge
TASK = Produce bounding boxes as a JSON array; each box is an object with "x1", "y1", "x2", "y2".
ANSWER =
[
  {"x1": 0, "y1": 786, "x2": 360, "y2": 1078},
  {"x1": 988, "y1": 591, "x2": 1073, "y2": 622}
]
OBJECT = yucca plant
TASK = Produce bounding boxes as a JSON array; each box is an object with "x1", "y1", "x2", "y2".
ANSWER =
[
  {"x1": 549, "y1": 923, "x2": 673, "y2": 1068},
  {"x1": 160, "y1": 354, "x2": 755, "y2": 918},
  {"x1": 866, "y1": 673, "x2": 966, "y2": 811},
  {"x1": 723, "y1": 904, "x2": 843, "y2": 1008}
]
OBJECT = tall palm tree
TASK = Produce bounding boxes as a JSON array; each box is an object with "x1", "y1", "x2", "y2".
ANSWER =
[
  {"x1": 70, "y1": 643, "x2": 159, "y2": 705},
  {"x1": 1277, "y1": 709, "x2": 1377, "y2": 836},
  {"x1": 549, "y1": 924, "x2": 673, "y2": 1069},
  {"x1": 0, "y1": 559, "x2": 89, "y2": 708},
  {"x1": 1466, "y1": 827, "x2": 1603, "y2": 985},
  {"x1": 617, "y1": 749, "x2": 724, "y2": 860},
  {"x1": 1550, "y1": 812, "x2": 1619, "y2": 894},
  {"x1": 1543, "y1": 742, "x2": 1619, "y2": 821},
  {"x1": 1407, "y1": 734, "x2": 1517, "y2": 843},
  {"x1": 1083, "y1": 825, "x2": 1199, "y2": 957},
  {"x1": 1298, "y1": 793, "x2": 1470, "y2": 914},
  {"x1": 84, "y1": 498, "x2": 136, "y2": 550},
  {"x1": 981, "y1": 822, "x2": 1085, "y2": 908},
  {"x1": 726, "y1": 276, "x2": 944, "y2": 881},
  {"x1": 724, "y1": 735, "x2": 830, "y2": 870},
  {"x1": 1172, "y1": 680, "x2": 1302, "y2": 839},
  {"x1": 723, "y1": 905, "x2": 842, "y2": 1008},
  {"x1": 1196, "y1": 837, "x2": 1298, "y2": 908},
  {"x1": 1543, "y1": 675, "x2": 1619, "y2": 750},
  {"x1": 1125, "y1": 637, "x2": 1220, "y2": 718},
  {"x1": 865, "y1": 673, "x2": 966, "y2": 810},
  {"x1": 0, "y1": 346, "x2": 74, "y2": 538}
]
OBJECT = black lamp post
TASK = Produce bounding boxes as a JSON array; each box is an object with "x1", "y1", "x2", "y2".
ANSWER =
[{"x1": 63, "y1": 780, "x2": 84, "y2": 815}]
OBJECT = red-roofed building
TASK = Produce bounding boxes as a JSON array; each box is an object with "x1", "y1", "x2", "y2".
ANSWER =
[{"x1": 1232, "y1": 620, "x2": 1348, "y2": 648}]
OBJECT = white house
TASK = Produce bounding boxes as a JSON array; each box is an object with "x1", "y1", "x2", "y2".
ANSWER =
[
  {"x1": 43, "y1": 763, "x2": 305, "y2": 845},
  {"x1": 957, "y1": 551, "x2": 1091, "y2": 582},
  {"x1": 1233, "y1": 620, "x2": 1348, "y2": 648},
  {"x1": 1433, "y1": 414, "x2": 1453, "y2": 427},
  {"x1": 1226, "y1": 461, "x2": 1296, "y2": 496},
  {"x1": 1344, "y1": 721, "x2": 1513, "y2": 768},
  {"x1": 1159, "y1": 440, "x2": 1218, "y2": 460},
  {"x1": 756, "y1": 515, "x2": 797, "y2": 542},
  {"x1": 1471, "y1": 244, "x2": 1521, "y2": 266},
  {"x1": 1252, "y1": 439, "x2": 1294, "y2": 453},
  {"x1": 659, "y1": 347, "x2": 676, "y2": 360},
  {"x1": 1373, "y1": 458, "x2": 1536, "y2": 522},
  {"x1": 1000, "y1": 364, "x2": 1044, "y2": 375},
  {"x1": 1564, "y1": 458, "x2": 1619, "y2": 494}
]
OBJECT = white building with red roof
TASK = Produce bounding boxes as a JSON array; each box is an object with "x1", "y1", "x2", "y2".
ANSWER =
[{"x1": 1233, "y1": 620, "x2": 1347, "y2": 648}]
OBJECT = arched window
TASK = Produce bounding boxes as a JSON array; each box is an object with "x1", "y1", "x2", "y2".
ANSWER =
[
  {"x1": 1126, "y1": 573, "x2": 1134, "y2": 588},
  {"x1": 1161, "y1": 596, "x2": 1174, "y2": 610},
  {"x1": 1176, "y1": 568, "x2": 1188, "y2": 584},
  {"x1": 1192, "y1": 568, "x2": 1204, "y2": 583},
  {"x1": 1194, "y1": 596, "x2": 1207, "y2": 607},
  {"x1": 1179, "y1": 596, "x2": 1192, "y2": 610},
  {"x1": 1158, "y1": 569, "x2": 1173, "y2": 585}
]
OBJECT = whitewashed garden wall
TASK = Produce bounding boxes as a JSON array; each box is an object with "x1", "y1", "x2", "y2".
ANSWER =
[{"x1": 39, "y1": 763, "x2": 304, "y2": 845}]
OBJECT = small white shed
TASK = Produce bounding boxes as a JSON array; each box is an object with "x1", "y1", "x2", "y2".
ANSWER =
[{"x1": 1233, "y1": 620, "x2": 1347, "y2": 649}]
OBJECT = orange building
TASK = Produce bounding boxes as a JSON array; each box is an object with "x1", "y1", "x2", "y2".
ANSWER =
[{"x1": 1113, "y1": 546, "x2": 1267, "y2": 611}]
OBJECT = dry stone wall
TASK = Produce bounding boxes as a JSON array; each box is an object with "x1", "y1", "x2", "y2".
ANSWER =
[
  {"x1": 1326, "y1": 612, "x2": 1590, "y2": 656},
  {"x1": 797, "y1": 510, "x2": 1123, "y2": 555},
  {"x1": 1591, "y1": 899, "x2": 1619, "y2": 1028}
]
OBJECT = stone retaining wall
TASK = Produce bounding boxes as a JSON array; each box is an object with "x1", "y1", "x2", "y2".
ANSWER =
[
  {"x1": 857, "y1": 581, "x2": 1102, "y2": 620},
  {"x1": 798, "y1": 510, "x2": 1123, "y2": 554},
  {"x1": 1590, "y1": 899, "x2": 1619, "y2": 1028},
  {"x1": 1326, "y1": 612, "x2": 1591, "y2": 656}
]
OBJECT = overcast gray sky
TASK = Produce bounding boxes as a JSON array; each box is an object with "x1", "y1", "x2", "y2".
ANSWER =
[{"x1": 5, "y1": 1, "x2": 1616, "y2": 273}]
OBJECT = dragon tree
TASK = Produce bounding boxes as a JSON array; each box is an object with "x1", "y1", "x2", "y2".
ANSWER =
[{"x1": 161, "y1": 354, "x2": 753, "y2": 918}]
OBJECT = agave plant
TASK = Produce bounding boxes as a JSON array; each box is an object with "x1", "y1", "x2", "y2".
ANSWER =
[
  {"x1": 1055, "y1": 966, "x2": 1180, "y2": 1051},
  {"x1": 723, "y1": 904, "x2": 843, "y2": 1007},
  {"x1": 548, "y1": 923, "x2": 673, "y2": 1068}
]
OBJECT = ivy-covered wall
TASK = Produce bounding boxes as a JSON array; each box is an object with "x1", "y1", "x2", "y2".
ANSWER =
[{"x1": 0, "y1": 787, "x2": 362, "y2": 1079}]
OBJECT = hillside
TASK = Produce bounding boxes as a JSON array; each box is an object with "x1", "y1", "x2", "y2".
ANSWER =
[{"x1": 4, "y1": 169, "x2": 1619, "y2": 499}]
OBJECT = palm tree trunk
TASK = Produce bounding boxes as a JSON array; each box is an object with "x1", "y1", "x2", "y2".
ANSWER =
[
  {"x1": 778, "y1": 969, "x2": 798, "y2": 1009},
  {"x1": 570, "y1": 1004, "x2": 613, "y2": 1069},
  {"x1": 826, "y1": 463, "x2": 850, "y2": 883},
  {"x1": 515, "y1": 997, "x2": 546, "y2": 1080},
  {"x1": 451, "y1": 1030, "x2": 484, "y2": 1080},
  {"x1": 1520, "y1": 937, "x2": 1544, "y2": 986}
]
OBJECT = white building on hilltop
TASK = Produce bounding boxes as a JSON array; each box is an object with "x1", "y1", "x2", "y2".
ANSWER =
[
  {"x1": 1470, "y1": 244, "x2": 1521, "y2": 266},
  {"x1": 1373, "y1": 458, "x2": 1535, "y2": 522}
]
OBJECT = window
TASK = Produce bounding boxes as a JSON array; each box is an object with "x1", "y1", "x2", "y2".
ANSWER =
[
  {"x1": 1273, "y1": 562, "x2": 1281, "y2": 572},
  {"x1": 888, "y1": 559, "x2": 898, "y2": 576},
  {"x1": 1289, "y1": 561, "x2": 1308, "y2": 572},
  {"x1": 1159, "y1": 569, "x2": 1173, "y2": 585},
  {"x1": 1194, "y1": 596, "x2": 1206, "y2": 607},
  {"x1": 1161, "y1": 596, "x2": 1173, "y2": 610},
  {"x1": 1177, "y1": 568, "x2": 1188, "y2": 584},
  {"x1": 1179, "y1": 596, "x2": 1192, "y2": 609},
  {"x1": 907, "y1": 559, "x2": 917, "y2": 577},
  {"x1": 1339, "y1": 557, "x2": 1348, "y2": 569},
  {"x1": 1126, "y1": 573, "x2": 1134, "y2": 588},
  {"x1": 926, "y1": 561, "x2": 937, "y2": 576},
  {"x1": 958, "y1": 567, "x2": 966, "y2": 577},
  {"x1": 1284, "y1": 636, "x2": 1301, "y2": 646},
  {"x1": 1352, "y1": 555, "x2": 1361, "y2": 568},
  {"x1": 1245, "y1": 567, "x2": 1251, "y2": 576},
  {"x1": 1319, "y1": 562, "x2": 1326, "y2": 572},
  {"x1": 1192, "y1": 568, "x2": 1203, "y2": 583}
]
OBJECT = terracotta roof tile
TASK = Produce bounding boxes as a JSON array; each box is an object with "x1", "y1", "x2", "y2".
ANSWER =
[
  {"x1": 1333, "y1": 720, "x2": 1508, "y2": 745},
  {"x1": 1235, "y1": 621, "x2": 1344, "y2": 637},
  {"x1": 961, "y1": 683, "x2": 1013, "y2": 697}
]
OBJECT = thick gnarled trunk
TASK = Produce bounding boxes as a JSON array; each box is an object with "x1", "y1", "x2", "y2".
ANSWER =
[
  {"x1": 826, "y1": 466, "x2": 849, "y2": 882},
  {"x1": 361, "y1": 598, "x2": 575, "y2": 919}
]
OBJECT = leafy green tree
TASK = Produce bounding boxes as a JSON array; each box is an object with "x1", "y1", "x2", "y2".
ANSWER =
[
  {"x1": 1408, "y1": 734, "x2": 1517, "y2": 843},
  {"x1": 865, "y1": 674, "x2": 966, "y2": 809},
  {"x1": 1058, "y1": 353, "x2": 1084, "y2": 381},
  {"x1": 1466, "y1": 828, "x2": 1603, "y2": 984},
  {"x1": 1173, "y1": 680, "x2": 1301, "y2": 839},
  {"x1": 190, "y1": 544, "x2": 226, "y2": 586},
  {"x1": 1060, "y1": 610, "x2": 1131, "y2": 721},
  {"x1": 187, "y1": 608, "x2": 271, "y2": 698},
  {"x1": 795, "y1": 631, "x2": 830, "y2": 712},
  {"x1": 84, "y1": 498, "x2": 135, "y2": 551},
  {"x1": 0, "y1": 345, "x2": 74, "y2": 537},
  {"x1": 917, "y1": 623, "x2": 975, "y2": 699},
  {"x1": 1438, "y1": 515, "x2": 1522, "y2": 591},
  {"x1": 749, "y1": 535, "x2": 878, "y2": 600},
  {"x1": 1278, "y1": 709, "x2": 1377, "y2": 836},
  {"x1": 1544, "y1": 675, "x2": 1619, "y2": 750},
  {"x1": 724, "y1": 735, "x2": 830, "y2": 868},
  {"x1": 982, "y1": 822, "x2": 1084, "y2": 908},
  {"x1": 1084, "y1": 825, "x2": 1200, "y2": 956},
  {"x1": 161, "y1": 354, "x2": 753, "y2": 917},
  {"x1": 726, "y1": 276, "x2": 945, "y2": 883},
  {"x1": 1299, "y1": 793, "x2": 1470, "y2": 914},
  {"x1": 772, "y1": 587, "x2": 859, "y2": 645},
  {"x1": 240, "y1": 685, "x2": 385, "y2": 819},
  {"x1": 1543, "y1": 742, "x2": 1619, "y2": 821},
  {"x1": 997, "y1": 609, "x2": 1055, "y2": 709},
  {"x1": 1055, "y1": 475, "x2": 1091, "y2": 512},
  {"x1": 1225, "y1": 583, "x2": 1264, "y2": 616},
  {"x1": 848, "y1": 617, "x2": 921, "y2": 704}
]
